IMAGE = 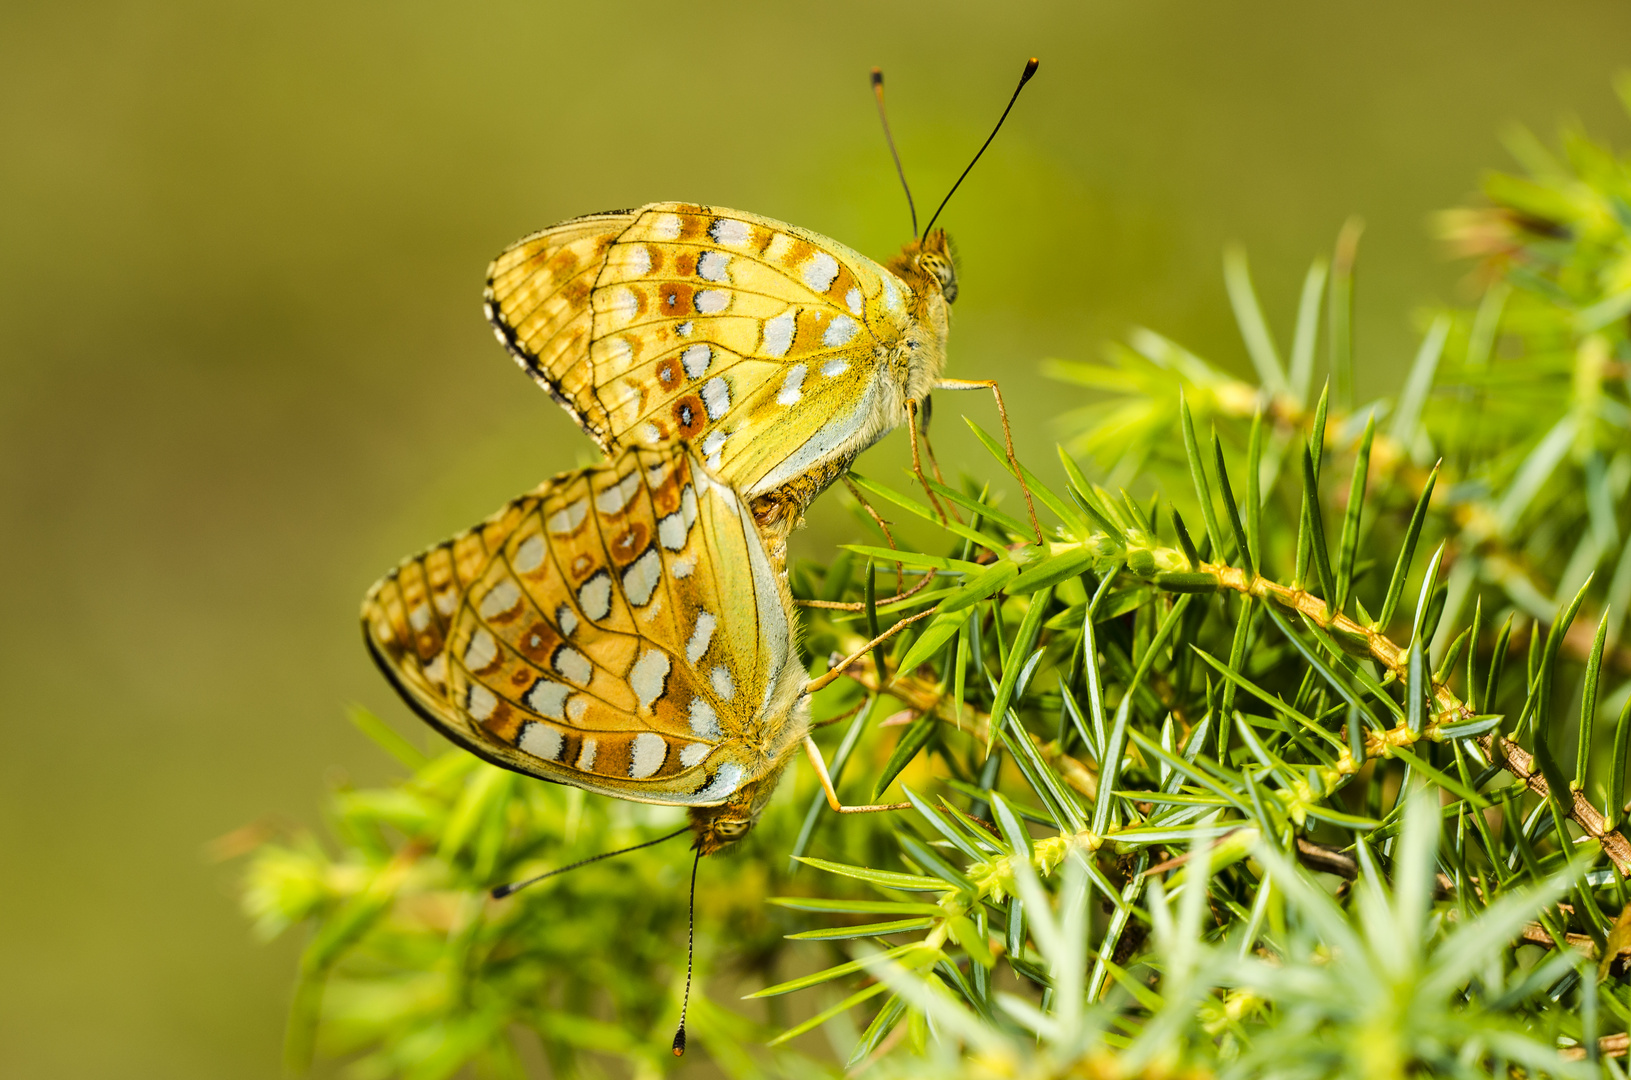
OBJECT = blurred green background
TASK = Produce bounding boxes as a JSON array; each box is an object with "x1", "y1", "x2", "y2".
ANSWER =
[{"x1": 5, "y1": 1, "x2": 1631, "y2": 1075}]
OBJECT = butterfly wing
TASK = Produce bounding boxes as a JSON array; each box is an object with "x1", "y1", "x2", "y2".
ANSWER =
[
  {"x1": 484, "y1": 203, "x2": 926, "y2": 516},
  {"x1": 362, "y1": 444, "x2": 806, "y2": 805},
  {"x1": 485, "y1": 209, "x2": 641, "y2": 444}
]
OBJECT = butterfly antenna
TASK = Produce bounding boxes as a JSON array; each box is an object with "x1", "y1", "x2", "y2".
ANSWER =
[
  {"x1": 671, "y1": 847, "x2": 702, "y2": 1056},
  {"x1": 490, "y1": 824, "x2": 690, "y2": 899},
  {"x1": 920, "y1": 57, "x2": 1040, "y2": 242},
  {"x1": 871, "y1": 67, "x2": 918, "y2": 236}
]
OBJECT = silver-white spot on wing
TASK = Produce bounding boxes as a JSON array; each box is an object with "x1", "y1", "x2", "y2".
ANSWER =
[
  {"x1": 513, "y1": 534, "x2": 545, "y2": 574},
  {"x1": 762, "y1": 311, "x2": 795, "y2": 358},
  {"x1": 577, "y1": 571, "x2": 612, "y2": 620},
  {"x1": 526, "y1": 679, "x2": 568, "y2": 720},
  {"x1": 652, "y1": 213, "x2": 682, "y2": 240},
  {"x1": 553, "y1": 646, "x2": 592, "y2": 684},
  {"x1": 555, "y1": 603, "x2": 578, "y2": 637},
  {"x1": 689, "y1": 697, "x2": 721, "y2": 739},
  {"x1": 701, "y1": 377, "x2": 730, "y2": 420},
  {"x1": 710, "y1": 665, "x2": 735, "y2": 702},
  {"x1": 680, "y1": 742, "x2": 710, "y2": 767},
  {"x1": 821, "y1": 357, "x2": 848, "y2": 378},
  {"x1": 701, "y1": 430, "x2": 727, "y2": 470},
  {"x1": 846, "y1": 287, "x2": 863, "y2": 315},
  {"x1": 686, "y1": 610, "x2": 716, "y2": 663},
  {"x1": 658, "y1": 511, "x2": 688, "y2": 551},
  {"x1": 408, "y1": 603, "x2": 431, "y2": 632},
  {"x1": 467, "y1": 683, "x2": 497, "y2": 721},
  {"x1": 822, "y1": 314, "x2": 858, "y2": 349},
  {"x1": 671, "y1": 553, "x2": 696, "y2": 579},
  {"x1": 595, "y1": 471, "x2": 641, "y2": 515},
  {"x1": 709, "y1": 218, "x2": 751, "y2": 247},
  {"x1": 478, "y1": 579, "x2": 521, "y2": 620},
  {"x1": 692, "y1": 762, "x2": 743, "y2": 803},
  {"x1": 625, "y1": 244, "x2": 652, "y2": 277},
  {"x1": 519, "y1": 720, "x2": 563, "y2": 761},
  {"x1": 575, "y1": 738, "x2": 598, "y2": 771},
  {"x1": 696, "y1": 251, "x2": 729, "y2": 283},
  {"x1": 802, "y1": 251, "x2": 839, "y2": 293},
  {"x1": 548, "y1": 499, "x2": 589, "y2": 535},
  {"x1": 464, "y1": 629, "x2": 498, "y2": 671},
  {"x1": 629, "y1": 731, "x2": 668, "y2": 778},
  {"x1": 695, "y1": 289, "x2": 729, "y2": 314},
  {"x1": 881, "y1": 271, "x2": 903, "y2": 312},
  {"x1": 681, "y1": 343, "x2": 711, "y2": 378},
  {"x1": 607, "y1": 287, "x2": 638, "y2": 323},
  {"x1": 776, "y1": 363, "x2": 806, "y2": 406},
  {"x1": 629, "y1": 648, "x2": 670, "y2": 711},
  {"x1": 622, "y1": 547, "x2": 661, "y2": 606}
]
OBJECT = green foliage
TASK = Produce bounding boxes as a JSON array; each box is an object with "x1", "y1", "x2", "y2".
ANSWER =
[{"x1": 243, "y1": 96, "x2": 1631, "y2": 1077}]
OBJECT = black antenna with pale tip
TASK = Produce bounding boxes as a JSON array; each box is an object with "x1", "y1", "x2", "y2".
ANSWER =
[
  {"x1": 671, "y1": 847, "x2": 702, "y2": 1056},
  {"x1": 489, "y1": 825, "x2": 690, "y2": 899},
  {"x1": 871, "y1": 67, "x2": 918, "y2": 236},
  {"x1": 920, "y1": 56, "x2": 1040, "y2": 243}
]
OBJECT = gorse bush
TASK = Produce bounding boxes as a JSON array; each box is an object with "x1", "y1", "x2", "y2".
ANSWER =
[{"x1": 242, "y1": 93, "x2": 1631, "y2": 1078}]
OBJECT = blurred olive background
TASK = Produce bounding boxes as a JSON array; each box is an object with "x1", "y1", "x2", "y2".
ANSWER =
[{"x1": 4, "y1": 1, "x2": 1631, "y2": 1075}]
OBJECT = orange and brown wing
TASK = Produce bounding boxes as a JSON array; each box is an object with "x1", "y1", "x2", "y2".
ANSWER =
[
  {"x1": 361, "y1": 444, "x2": 804, "y2": 805},
  {"x1": 484, "y1": 203, "x2": 922, "y2": 508},
  {"x1": 484, "y1": 209, "x2": 640, "y2": 444}
]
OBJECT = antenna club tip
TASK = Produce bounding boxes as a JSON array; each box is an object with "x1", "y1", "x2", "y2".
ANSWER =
[
  {"x1": 870, "y1": 67, "x2": 883, "y2": 85},
  {"x1": 1022, "y1": 57, "x2": 1040, "y2": 79},
  {"x1": 490, "y1": 884, "x2": 513, "y2": 899},
  {"x1": 672, "y1": 1027, "x2": 687, "y2": 1056}
]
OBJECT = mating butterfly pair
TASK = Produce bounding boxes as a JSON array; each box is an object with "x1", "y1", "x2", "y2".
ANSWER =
[
  {"x1": 363, "y1": 59, "x2": 1040, "y2": 1055},
  {"x1": 366, "y1": 64, "x2": 1041, "y2": 858},
  {"x1": 363, "y1": 198, "x2": 965, "y2": 853}
]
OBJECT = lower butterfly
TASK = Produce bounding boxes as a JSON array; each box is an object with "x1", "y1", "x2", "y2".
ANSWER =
[{"x1": 361, "y1": 442, "x2": 917, "y2": 855}]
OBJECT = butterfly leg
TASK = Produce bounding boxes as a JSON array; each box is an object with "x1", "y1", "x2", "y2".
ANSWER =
[
  {"x1": 796, "y1": 567, "x2": 937, "y2": 612},
  {"x1": 930, "y1": 378, "x2": 1044, "y2": 543},
  {"x1": 905, "y1": 397, "x2": 954, "y2": 525},
  {"x1": 841, "y1": 475, "x2": 905, "y2": 593},
  {"x1": 802, "y1": 736, "x2": 911, "y2": 813},
  {"x1": 803, "y1": 608, "x2": 936, "y2": 694},
  {"x1": 915, "y1": 397, "x2": 961, "y2": 521}
]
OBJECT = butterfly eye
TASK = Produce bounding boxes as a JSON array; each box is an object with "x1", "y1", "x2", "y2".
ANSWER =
[{"x1": 920, "y1": 254, "x2": 958, "y2": 304}]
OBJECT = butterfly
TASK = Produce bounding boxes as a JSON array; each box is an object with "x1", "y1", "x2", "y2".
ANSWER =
[
  {"x1": 361, "y1": 443, "x2": 912, "y2": 856},
  {"x1": 482, "y1": 60, "x2": 1042, "y2": 545}
]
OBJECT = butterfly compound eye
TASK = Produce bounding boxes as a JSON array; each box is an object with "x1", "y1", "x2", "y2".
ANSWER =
[{"x1": 918, "y1": 252, "x2": 957, "y2": 304}]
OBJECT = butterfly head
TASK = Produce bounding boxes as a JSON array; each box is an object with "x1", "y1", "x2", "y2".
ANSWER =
[
  {"x1": 687, "y1": 770, "x2": 785, "y2": 855},
  {"x1": 899, "y1": 229, "x2": 959, "y2": 305},
  {"x1": 685, "y1": 743, "x2": 799, "y2": 854}
]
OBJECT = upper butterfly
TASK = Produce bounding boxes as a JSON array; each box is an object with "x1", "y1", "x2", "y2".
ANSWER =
[
  {"x1": 482, "y1": 58, "x2": 1040, "y2": 545},
  {"x1": 483, "y1": 204, "x2": 957, "y2": 541}
]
